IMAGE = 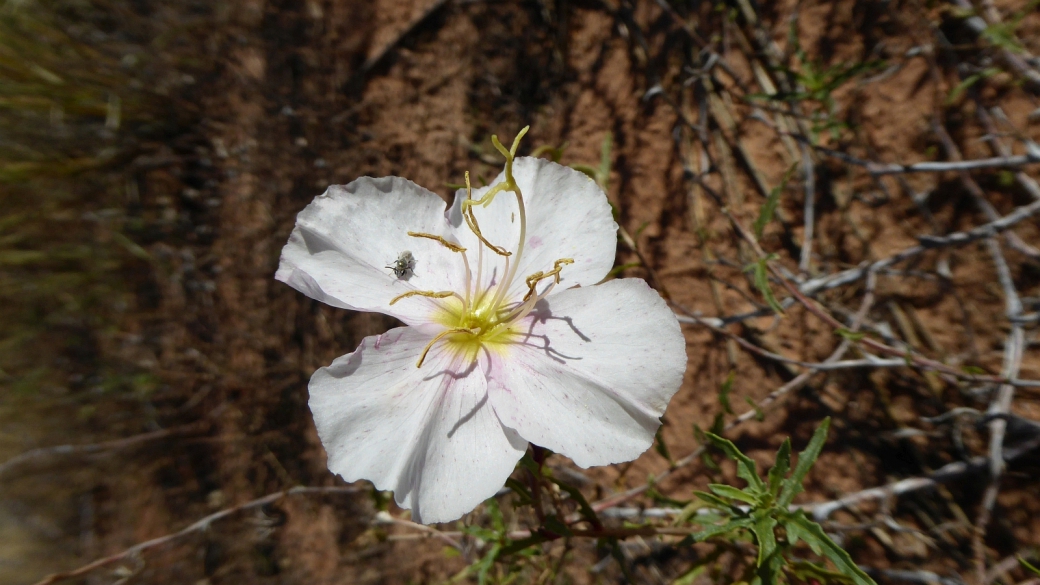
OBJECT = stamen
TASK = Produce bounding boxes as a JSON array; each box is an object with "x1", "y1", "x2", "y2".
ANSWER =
[
  {"x1": 462, "y1": 172, "x2": 511, "y2": 257},
  {"x1": 407, "y1": 231, "x2": 466, "y2": 253},
  {"x1": 389, "y1": 290, "x2": 456, "y2": 306},
  {"x1": 522, "y1": 258, "x2": 574, "y2": 301},
  {"x1": 416, "y1": 327, "x2": 474, "y2": 368}
]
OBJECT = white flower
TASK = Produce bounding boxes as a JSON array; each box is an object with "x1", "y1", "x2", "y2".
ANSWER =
[{"x1": 276, "y1": 130, "x2": 687, "y2": 524}]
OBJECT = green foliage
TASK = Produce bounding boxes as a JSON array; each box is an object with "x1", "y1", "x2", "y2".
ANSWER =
[
  {"x1": 977, "y1": 1, "x2": 1040, "y2": 53},
  {"x1": 690, "y1": 419, "x2": 876, "y2": 585},
  {"x1": 571, "y1": 132, "x2": 613, "y2": 191},
  {"x1": 835, "y1": 328, "x2": 866, "y2": 342},
  {"x1": 753, "y1": 164, "x2": 798, "y2": 239},
  {"x1": 0, "y1": 2, "x2": 190, "y2": 396},
  {"x1": 744, "y1": 255, "x2": 785, "y2": 315},
  {"x1": 746, "y1": 22, "x2": 885, "y2": 141},
  {"x1": 946, "y1": 67, "x2": 1000, "y2": 104},
  {"x1": 1020, "y1": 557, "x2": 1040, "y2": 578}
]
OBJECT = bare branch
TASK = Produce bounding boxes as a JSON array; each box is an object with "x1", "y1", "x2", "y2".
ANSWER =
[{"x1": 32, "y1": 486, "x2": 364, "y2": 585}]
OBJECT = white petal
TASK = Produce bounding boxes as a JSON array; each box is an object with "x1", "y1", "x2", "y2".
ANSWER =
[
  {"x1": 447, "y1": 157, "x2": 618, "y2": 302},
  {"x1": 309, "y1": 326, "x2": 527, "y2": 524},
  {"x1": 487, "y1": 279, "x2": 686, "y2": 468},
  {"x1": 277, "y1": 177, "x2": 468, "y2": 326}
]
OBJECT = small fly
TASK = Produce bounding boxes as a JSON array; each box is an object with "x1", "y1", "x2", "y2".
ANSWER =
[{"x1": 387, "y1": 250, "x2": 416, "y2": 279}]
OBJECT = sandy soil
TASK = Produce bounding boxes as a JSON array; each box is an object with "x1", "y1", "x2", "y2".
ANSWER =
[{"x1": 3, "y1": 0, "x2": 1040, "y2": 583}]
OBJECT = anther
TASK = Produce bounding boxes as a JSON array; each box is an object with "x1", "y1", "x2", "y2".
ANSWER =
[
  {"x1": 416, "y1": 327, "x2": 474, "y2": 368},
  {"x1": 522, "y1": 258, "x2": 574, "y2": 301},
  {"x1": 461, "y1": 171, "x2": 511, "y2": 257},
  {"x1": 389, "y1": 290, "x2": 455, "y2": 306},
  {"x1": 408, "y1": 232, "x2": 466, "y2": 253}
]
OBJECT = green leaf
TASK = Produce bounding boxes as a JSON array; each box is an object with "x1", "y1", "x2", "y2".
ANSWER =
[
  {"x1": 671, "y1": 546, "x2": 725, "y2": 585},
  {"x1": 530, "y1": 142, "x2": 568, "y2": 162},
  {"x1": 598, "y1": 132, "x2": 613, "y2": 190},
  {"x1": 718, "y1": 370, "x2": 736, "y2": 415},
  {"x1": 835, "y1": 328, "x2": 866, "y2": 341},
  {"x1": 783, "y1": 511, "x2": 876, "y2": 585},
  {"x1": 757, "y1": 550, "x2": 785, "y2": 585},
  {"x1": 705, "y1": 432, "x2": 765, "y2": 493},
  {"x1": 692, "y1": 517, "x2": 755, "y2": 542},
  {"x1": 779, "y1": 418, "x2": 831, "y2": 507},
  {"x1": 784, "y1": 512, "x2": 810, "y2": 548},
  {"x1": 571, "y1": 163, "x2": 599, "y2": 181},
  {"x1": 474, "y1": 541, "x2": 503, "y2": 585},
  {"x1": 693, "y1": 490, "x2": 738, "y2": 511},
  {"x1": 790, "y1": 560, "x2": 857, "y2": 585},
  {"x1": 708, "y1": 483, "x2": 759, "y2": 505},
  {"x1": 945, "y1": 68, "x2": 999, "y2": 104},
  {"x1": 497, "y1": 533, "x2": 551, "y2": 556},
  {"x1": 753, "y1": 164, "x2": 797, "y2": 238},
  {"x1": 767, "y1": 439, "x2": 792, "y2": 497},
  {"x1": 487, "y1": 498, "x2": 505, "y2": 532},
  {"x1": 654, "y1": 427, "x2": 674, "y2": 465},
  {"x1": 751, "y1": 513, "x2": 778, "y2": 566},
  {"x1": 607, "y1": 261, "x2": 641, "y2": 278},
  {"x1": 745, "y1": 258, "x2": 785, "y2": 315},
  {"x1": 1020, "y1": 557, "x2": 1040, "y2": 578},
  {"x1": 552, "y1": 479, "x2": 601, "y2": 527},
  {"x1": 541, "y1": 515, "x2": 574, "y2": 538},
  {"x1": 503, "y1": 478, "x2": 533, "y2": 506},
  {"x1": 517, "y1": 450, "x2": 540, "y2": 474},
  {"x1": 744, "y1": 397, "x2": 765, "y2": 422}
]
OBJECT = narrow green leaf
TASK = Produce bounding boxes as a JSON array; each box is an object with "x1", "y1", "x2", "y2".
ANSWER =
[
  {"x1": 767, "y1": 439, "x2": 792, "y2": 497},
  {"x1": 570, "y1": 163, "x2": 599, "y2": 181},
  {"x1": 757, "y1": 551, "x2": 784, "y2": 585},
  {"x1": 693, "y1": 490, "x2": 738, "y2": 511},
  {"x1": 671, "y1": 546, "x2": 725, "y2": 585},
  {"x1": 654, "y1": 427, "x2": 674, "y2": 465},
  {"x1": 552, "y1": 479, "x2": 601, "y2": 527},
  {"x1": 786, "y1": 511, "x2": 876, "y2": 585},
  {"x1": 692, "y1": 517, "x2": 755, "y2": 542},
  {"x1": 487, "y1": 498, "x2": 505, "y2": 532},
  {"x1": 835, "y1": 328, "x2": 866, "y2": 341},
  {"x1": 753, "y1": 164, "x2": 797, "y2": 238},
  {"x1": 607, "y1": 261, "x2": 641, "y2": 278},
  {"x1": 790, "y1": 560, "x2": 857, "y2": 585},
  {"x1": 708, "y1": 483, "x2": 759, "y2": 506},
  {"x1": 783, "y1": 514, "x2": 810, "y2": 548},
  {"x1": 598, "y1": 132, "x2": 613, "y2": 190},
  {"x1": 751, "y1": 514, "x2": 778, "y2": 566},
  {"x1": 744, "y1": 397, "x2": 765, "y2": 421},
  {"x1": 756, "y1": 261, "x2": 785, "y2": 315},
  {"x1": 719, "y1": 370, "x2": 736, "y2": 415},
  {"x1": 503, "y1": 478, "x2": 533, "y2": 505},
  {"x1": 1020, "y1": 557, "x2": 1040, "y2": 578},
  {"x1": 541, "y1": 515, "x2": 574, "y2": 538},
  {"x1": 497, "y1": 533, "x2": 551, "y2": 556},
  {"x1": 705, "y1": 432, "x2": 765, "y2": 492},
  {"x1": 475, "y1": 541, "x2": 503, "y2": 585},
  {"x1": 779, "y1": 417, "x2": 831, "y2": 507}
]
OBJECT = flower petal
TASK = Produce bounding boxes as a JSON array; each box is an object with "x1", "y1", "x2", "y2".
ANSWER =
[
  {"x1": 447, "y1": 157, "x2": 618, "y2": 301},
  {"x1": 487, "y1": 279, "x2": 686, "y2": 468},
  {"x1": 277, "y1": 177, "x2": 468, "y2": 326},
  {"x1": 309, "y1": 326, "x2": 527, "y2": 524}
]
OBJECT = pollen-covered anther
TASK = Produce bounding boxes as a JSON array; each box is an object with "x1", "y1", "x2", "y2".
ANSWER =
[
  {"x1": 389, "y1": 290, "x2": 456, "y2": 306},
  {"x1": 407, "y1": 231, "x2": 466, "y2": 253},
  {"x1": 522, "y1": 258, "x2": 574, "y2": 302},
  {"x1": 416, "y1": 326, "x2": 476, "y2": 368},
  {"x1": 461, "y1": 172, "x2": 511, "y2": 257}
]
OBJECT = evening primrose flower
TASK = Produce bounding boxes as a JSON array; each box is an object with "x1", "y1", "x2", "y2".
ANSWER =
[{"x1": 276, "y1": 129, "x2": 686, "y2": 523}]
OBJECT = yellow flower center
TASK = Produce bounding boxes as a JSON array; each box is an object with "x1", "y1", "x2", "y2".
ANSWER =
[{"x1": 388, "y1": 127, "x2": 573, "y2": 368}]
